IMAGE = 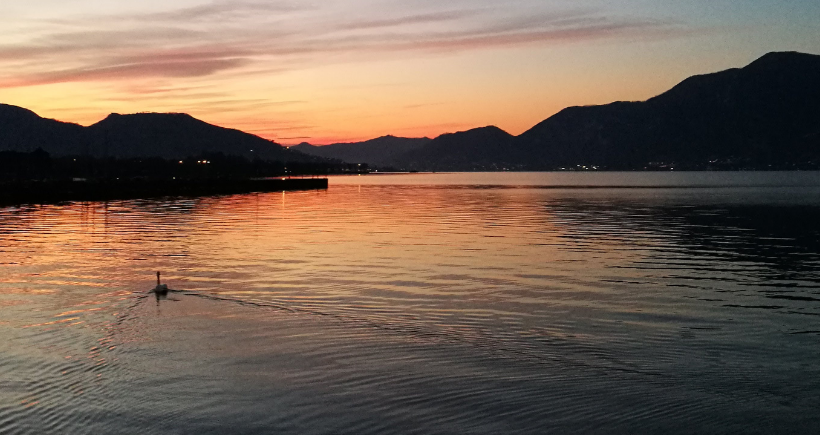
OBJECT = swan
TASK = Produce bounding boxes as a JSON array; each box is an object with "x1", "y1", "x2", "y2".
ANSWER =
[{"x1": 153, "y1": 271, "x2": 169, "y2": 295}]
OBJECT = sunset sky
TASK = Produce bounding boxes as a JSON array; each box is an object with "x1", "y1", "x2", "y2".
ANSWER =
[{"x1": 1, "y1": 1, "x2": 818, "y2": 144}]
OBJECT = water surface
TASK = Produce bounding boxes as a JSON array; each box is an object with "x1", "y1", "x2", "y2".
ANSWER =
[{"x1": 2, "y1": 172, "x2": 820, "y2": 434}]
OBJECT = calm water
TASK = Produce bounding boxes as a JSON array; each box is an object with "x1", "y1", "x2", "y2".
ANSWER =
[{"x1": 2, "y1": 172, "x2": 820, "y2": 434}]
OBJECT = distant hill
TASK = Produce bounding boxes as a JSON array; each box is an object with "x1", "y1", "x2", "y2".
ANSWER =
[
  {"x1": 292, "y1": 136, "x2": 430, "y2": 167},
  {"x1": 401, "y1": 126, "x2": 517, "y2": 171},
  {"x1": 0, "y1": 107, "x2": 317, "y2": 162},
  {"x1": 313, "y1": 51, "x2": 820, "y2": 171},
  {"x1": 87, "y1": 113, "x2": 305, "y2": 161},
  {"x1": 0, "y1": 104, "x2": 87, "y2": 155}
]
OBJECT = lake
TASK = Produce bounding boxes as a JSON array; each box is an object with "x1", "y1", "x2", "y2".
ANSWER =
[{"x1": 1, "y1": 172, "x2": 819, "y2": 434}]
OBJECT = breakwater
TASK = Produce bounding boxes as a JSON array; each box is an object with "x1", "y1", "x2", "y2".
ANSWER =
[{"x1": 0, "y1": 177, "x2": 328, "y2": 205}]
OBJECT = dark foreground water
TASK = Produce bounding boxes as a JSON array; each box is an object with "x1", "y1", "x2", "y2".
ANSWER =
[{"x1": 1, "y1": 172, "x2": 820, "y2": 434}]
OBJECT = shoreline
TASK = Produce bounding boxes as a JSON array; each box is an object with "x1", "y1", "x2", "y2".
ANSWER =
[{"x1": 0, "y1": 178, "x2": 328, "y2": 206}]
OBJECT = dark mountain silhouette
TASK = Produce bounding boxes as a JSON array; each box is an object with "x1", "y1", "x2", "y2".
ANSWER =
[
  {"x1": 3, "y1": 51, "x2": 819, "y2": 170},
  {"x1": 301, "y1": 51, "x2": 820, "y2": 171},
  {"x1": 292, "y1": 136, "x2": 430, "y2": 167},
  {"x1": 401, "y1": 126, "x2": 518, "y2": 171},
  {"x1": 515, "y1": 51, "x2": 820, "y2": 169},
  {"x1": 0, "y1": 106, "x2": 317, "y2": 162},
  {"x1": 0, "y1": 104, "x2": 87, "y2": 154},
  {"x1": 87, "y1": 113, "x2": 305, "y2": 161}
]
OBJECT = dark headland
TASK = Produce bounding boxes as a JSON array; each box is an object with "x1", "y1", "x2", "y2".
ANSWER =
[
  {"x1": 0, "y1": 111, "x2": 369, "y2": 205},
  {"x1": 0, "y1": 146, "x2": 355, "y2": 205},
  {"x1": 0, "y1": 177, "x2": 328, "y2": 206}
]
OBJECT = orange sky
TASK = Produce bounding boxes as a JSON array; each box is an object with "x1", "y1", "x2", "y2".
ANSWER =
[{"x1": 0, "y1": 1, "x2": 818, "y2": 144}]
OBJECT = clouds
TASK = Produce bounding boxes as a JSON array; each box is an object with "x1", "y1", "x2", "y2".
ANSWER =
[
  {"x1": 0, "y1": 0, "x2": 691, "y2": 88},
  {"x1": 0, "y1": 0, "x2": 722, "y2": 144},
  {"x1": 135, "y1": 0, "x2": 304, "y2": 22}
]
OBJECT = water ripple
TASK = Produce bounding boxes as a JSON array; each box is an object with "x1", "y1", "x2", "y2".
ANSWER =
[{"x1": 1, "y1": 172, "x2": 820, "y2": 433}]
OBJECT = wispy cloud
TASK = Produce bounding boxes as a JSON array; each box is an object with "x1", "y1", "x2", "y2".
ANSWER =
[
  {"x1": 136, "y1": 0, "x2": 305, "y2": 22},
  {"x1": 0, "y1": 1, "x2": 693, "y2": 88},
  {"x1": 338, "y1": 10, "x2": 475, "y2": 30},
  {"x1": 0, "y1": 57, "x2": 248, "y2": 88}
]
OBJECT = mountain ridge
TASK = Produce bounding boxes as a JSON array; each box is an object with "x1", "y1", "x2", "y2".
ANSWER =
[
  {"x1": 2, "y1": 51, "x2": 819, "y2": 170},
  {"x1": 292, "y1": 135, "x2": 431, "y2": 167},
  {"x1": 293, "y1": 51, "x2": 820, "y2": 170}
]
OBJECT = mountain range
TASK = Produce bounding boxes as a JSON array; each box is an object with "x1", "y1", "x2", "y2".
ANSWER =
[
  {"x1": 1, "y1": 51, "x2": 818, "y2": 170},
  {"x1": 296, "y1": 51, "x2": 820, "y2": 170}
]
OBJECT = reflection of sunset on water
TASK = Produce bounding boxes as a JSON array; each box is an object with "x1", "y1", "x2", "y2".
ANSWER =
[{"x1": 1, "y1": 173, "x2": 820, "y2": 433}]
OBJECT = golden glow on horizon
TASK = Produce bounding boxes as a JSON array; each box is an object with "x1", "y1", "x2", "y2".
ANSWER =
[
  {"x1": 0, "y1": 47, "x2": 724, "y2": 144},
  {"x1": 0, "y1": 1, "x2": 818, "y2": 144}
]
